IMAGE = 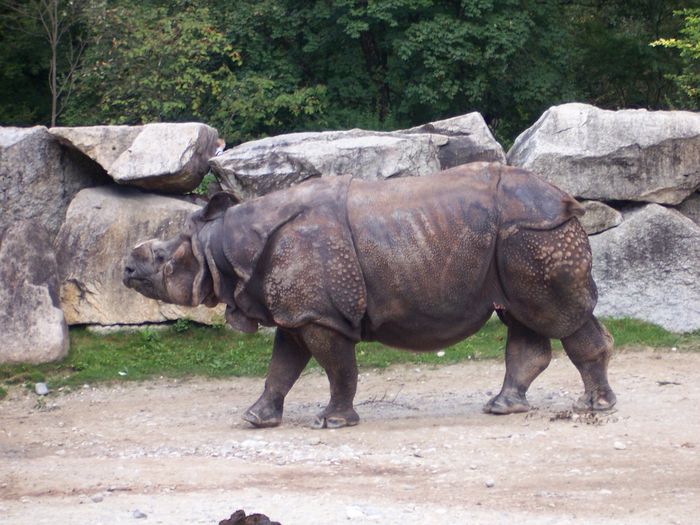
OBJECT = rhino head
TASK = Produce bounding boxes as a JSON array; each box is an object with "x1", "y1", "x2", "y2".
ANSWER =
[{"x1": 123, "y1": 193, "x2": 239, "y2": 308}]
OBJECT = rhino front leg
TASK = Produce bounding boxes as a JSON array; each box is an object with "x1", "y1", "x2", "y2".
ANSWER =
[
  {"x1": 243, "y1": 329, "x2": 311, "y2": 428},
  {"x1": 299, "y1": 324, "x2": 360, "y2": 429},
  {"x1": 561, "y1": 316, "x2": 616, "y2": 412},
  {"x1": 484, "y1": 313, "x2": 552, "y2": 414}
]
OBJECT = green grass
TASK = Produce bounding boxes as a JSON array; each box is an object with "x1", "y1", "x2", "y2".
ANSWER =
[{"x1": 0, "y1": 318, "x2": 698, "y2": 395}]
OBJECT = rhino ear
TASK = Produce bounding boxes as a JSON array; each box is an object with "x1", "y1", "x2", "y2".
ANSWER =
[{"x1": 193, "y1": 192, "x2": 240, "y2": 224}]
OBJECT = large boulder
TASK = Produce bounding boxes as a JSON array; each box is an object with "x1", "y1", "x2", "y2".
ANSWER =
[
  {"x1": 507, "y1": 103, "x2": 700, "y2": 205},
  {"x1": 401, "y1": 112, "x2": 506, "y2": 168},
  {"x1": 55, "y1": 186, "x2": 225, "y2": 326},
  {"x1": 0, "y1": 221, "x2": 69, "y2": 364},
  {"x1": 0, "y1": 126, "x2": 106, "y2": 239},
  {"x1": 677, "y1": 192, "x2": 700, "y2": 226},
  {"x1": 50, "y1": 123, "x2": 219, "y2": 193},
  {"x1": 589, "y1": 204, "x2": 700, "y2": 333},
  {"x1": 209, "y1": 129, "x2": 445, "y2": 201},
  {"x1": 211, "y1": 117, "x2": 505, "y2": 201},
  {"x1": 578, "y1": 200, "x2": 623, "y2": 235}
]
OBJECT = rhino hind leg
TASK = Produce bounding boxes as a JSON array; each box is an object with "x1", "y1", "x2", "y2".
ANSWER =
[
  {"x1": 496, "y1": 219, "x2": 615, "y2": 412},
  {"x1": 484, "y1": 313, "x2": 552, "y2": 415},
  {"x1": 298, "y1": 324, "x2": 360, "y2": 429},
  {"x1": 243, "y1": 329, "x2": 311, "y2": 428},
  {"x1": 561, "y1": 316, "x2": 616, "y2": 412}
]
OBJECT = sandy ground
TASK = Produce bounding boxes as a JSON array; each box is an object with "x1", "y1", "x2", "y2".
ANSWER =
[{"x1": 1, "y1": 349, "x2": 699, "y2": 525}]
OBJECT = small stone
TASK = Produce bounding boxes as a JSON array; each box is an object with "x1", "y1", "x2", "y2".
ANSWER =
[
  {"x1": 485, "y1": 479, "x2": 495, "y2": 488},
  {"x1": 600, "y1": 489, "x2": 613, "y2": 495},
  {"x1": 35, "y1": 383, "x2": 49, "y2": 396},
  {"x1": 614, "y1": 441, "x2": 627, "y2": 450},
  {"x1": 307, "y1": 437, "x2": 322, "y2": 446},
  {"x1": 469, "y1": 464, "x2": 478, "y2": 470},
  {"x1": 436, "y1": 351, "x2": 446, "y2": 357},
  {"x1": 91, "y1": 494, "x2": 104, "y2": 503},
  {"x1": 132, "y1": 509, "x2": 147, "y2": 519},
  {"x1": 346, "y1": 505, "x2": 365, "y2": 519}
]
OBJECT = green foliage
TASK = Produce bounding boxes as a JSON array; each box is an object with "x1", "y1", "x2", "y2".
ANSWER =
[
  {"x1": 64, "y1": 2, "x2": 241, "y2": 129},
  {"x1": 568, "y1": 0, "x2": 696, "y2": 110},
  {"x1": 0, "y1": 5, "x2": 51, "y2": 124},
  {"x1": 653, "y1": 8, "x2": 700, "y2": 106},
  {"x1": 0, "y1": 386, "x2": 7, "y2": 400},
  {"x1": 2, "y1": 0, "x2": 699, "y2": 143}
]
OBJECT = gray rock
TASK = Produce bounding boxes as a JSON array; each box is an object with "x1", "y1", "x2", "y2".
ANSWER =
[
  {"x1": 579, "y1": 200, "x2": 623, "y2": 235},
  {"x1": 34, "y1": 383, "x2": 49, "y2": 396},
  {"x1": 209, "y1": 129, "x2": 444, "y2": 201},
  {"x1": 677, "y1": 192, "x2": 700, "y2": 226},
  {"x1": 0, "y1": 126, "x2": 106, "y2": 239},
  {"x1": 401, "y1": 112, "x2": 506, "y2": 168},
  {"x1": 507, "y1": 103, "x2": 700, "y2": 205},
  {"x1": 0, "y1": 221, "x2": 69, "y2": 364},
  {"x1": 132, "y1": 509, "x2": 147, "y2": 519},
  {"x1": 590, "y1": 204, "x2": 700, "y2": 332},
  {"x1": 50, "y1": 122, "x2": 219, "y2": 193},
  {"x1": 54, "y1": 185, "x2": 225, "y2": 325}
]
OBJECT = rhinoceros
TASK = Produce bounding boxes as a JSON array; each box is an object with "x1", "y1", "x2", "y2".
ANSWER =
[{"x1": 124, "y1": 162, "x2": 616, "y2": 428}]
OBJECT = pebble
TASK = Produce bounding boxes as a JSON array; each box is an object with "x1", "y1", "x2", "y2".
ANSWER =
[
  {"x1": 614, "y1": 441, "x2": 627, "y2": 450},
  {"x1": 346, "y1": 505, "x2": 365, "y2": 519},
  {"x1": 91, "y1": 494, "x2": 104, "y2": 503},
  {"x1": 485, "y1": 479, "x2": 495, "y2": 488},
  {"x1": 436, "y1": 351, "x2": 446, "y2": 357},
  {"x1": 34, "y1": 383, "x2": 49, "y2": 396},
  {"x1": 132, "y1": 509, "x2": 147, "y2": 519}
]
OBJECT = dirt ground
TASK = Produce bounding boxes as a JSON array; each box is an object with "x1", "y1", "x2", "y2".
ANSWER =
[{"x1": 1, "y1": 349, "x2": 699, "y2": 525}]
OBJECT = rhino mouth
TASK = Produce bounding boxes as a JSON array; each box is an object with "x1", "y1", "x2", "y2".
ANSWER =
[{"x1": 123, "y1": 275, "x2": 156, "y2": 297}]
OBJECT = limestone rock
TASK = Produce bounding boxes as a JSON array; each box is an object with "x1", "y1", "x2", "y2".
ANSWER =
[
  {"x1": 0, "y1": 221, "x2": 69, "y2": 364},
  {"x1": 589, "y1": 204, "x2": 700, "y2": 332},
  {"x1": 209, "y1": 129, "x2": 443, "y2": 200},
  {"x1": 50, "y1": 122, "x2": 219, "y2": 193},
  {"x1": 55, "y1": 185, "x2": 225, "y2": 325},
  {"x1": 0, "y1": 126, "x2": 106, "y2": 239},
  {"x1": 402, "y1": 112, "x2": 506, "y2": 168},
  {"x1": 507, "y1": 103, "x2": 700, "y2": 204},
  {"x1": 579, "y1": 201, "x2": 623, "y2": 235},
  {"x1": 677, "y1": 192, "x2": 700, "y2": 226}
]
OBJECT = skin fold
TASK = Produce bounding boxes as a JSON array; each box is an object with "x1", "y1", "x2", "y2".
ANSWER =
[{"x1": 124, "y1": 162, "x2": 616, "y2": 429}]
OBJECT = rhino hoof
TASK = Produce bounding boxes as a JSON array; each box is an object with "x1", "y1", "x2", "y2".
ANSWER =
[
  {"x1": 242, "y1": 410, "x2": 281, "y2": 428},
  {"x1": 311, "y1": 410, "x2": 360, "y2": 429},
  {"x1": 483, "y1": 393, "x2": 530, "y2": 415},
  {"x1": 573, "y1": 389, "x2": 617, "y2": 413}
]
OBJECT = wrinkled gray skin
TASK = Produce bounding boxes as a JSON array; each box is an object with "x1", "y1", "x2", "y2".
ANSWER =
[{"x1": 124, "y1": 162, "x2": 616, "y2": 429}]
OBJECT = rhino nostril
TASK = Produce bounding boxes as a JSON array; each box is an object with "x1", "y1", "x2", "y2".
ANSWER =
[{"x1": 124, "y1": 266, "x2": 135, "y2": 275}]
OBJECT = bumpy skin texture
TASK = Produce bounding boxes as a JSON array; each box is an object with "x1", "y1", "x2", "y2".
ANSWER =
[{"x1": 124, "y1": 162, "x2": 616, "y2": 428}]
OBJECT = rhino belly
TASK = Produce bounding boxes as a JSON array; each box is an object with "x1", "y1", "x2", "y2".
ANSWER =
[{"x1": 347, "y1": 178, "x2": 499, "y2": 351}]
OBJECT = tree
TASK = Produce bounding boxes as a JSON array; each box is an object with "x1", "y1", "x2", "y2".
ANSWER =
[
  {"x1": 565, "y1": 0, "x2": 698, "y2": 110},
  {"x1": 1, "y1": 0, "x2": 86, "y2": 126},
  {"x1": 65, "y1": 3, "x2": 240, "y2": 129},
  {"x1": 652, "y1": 8, "x2": 700, "y2": 106}
]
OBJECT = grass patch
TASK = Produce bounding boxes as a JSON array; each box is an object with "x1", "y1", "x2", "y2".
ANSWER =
[
  {"x1": 0, "y1": 317, "x2": 698, "y2": 394},
  {"x1": 603, "y1": 318, "x2": 700, "y2": 349}
]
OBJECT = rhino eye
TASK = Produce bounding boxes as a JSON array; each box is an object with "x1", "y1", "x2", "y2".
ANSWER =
[{"x1": 154, "y1": 250, "x2": 166, "y2": 264}]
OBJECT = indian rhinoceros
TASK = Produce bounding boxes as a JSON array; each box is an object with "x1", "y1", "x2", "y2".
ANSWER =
[{"x1": 123, "y1": 162, "x2": 616, "y2": 428}]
